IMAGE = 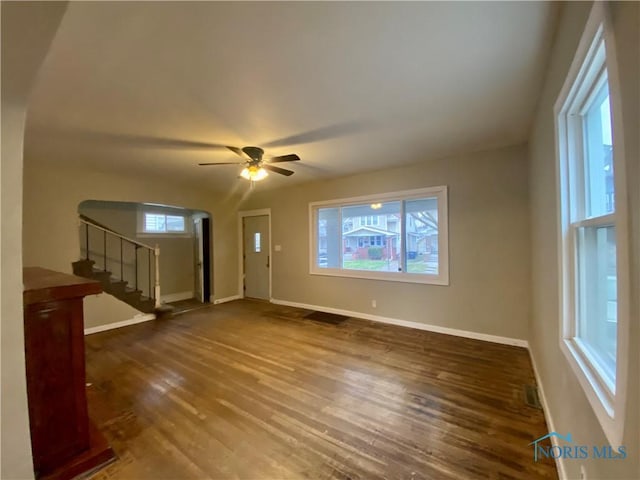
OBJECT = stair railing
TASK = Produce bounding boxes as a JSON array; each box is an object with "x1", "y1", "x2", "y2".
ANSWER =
[{"x1": 79, "y1": 215, "x2": 161, "y2": 308}]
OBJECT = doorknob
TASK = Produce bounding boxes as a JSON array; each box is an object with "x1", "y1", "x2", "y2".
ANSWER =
[{"x1": 266, "y1": 255, "x2": 270, "y2": 268}]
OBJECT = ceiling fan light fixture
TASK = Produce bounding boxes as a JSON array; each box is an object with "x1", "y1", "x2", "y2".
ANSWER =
[
  {"x1": 240, "y1": 165, "x2": 268, "y2": 181},
  {"x1": 200, "y1": 145, "x2": 297, "y2": 180}
]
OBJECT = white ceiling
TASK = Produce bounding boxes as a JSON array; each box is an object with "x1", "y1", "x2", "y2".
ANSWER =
[{"x1": 25, "y1": 1, "x2": 558, "y2": 192}]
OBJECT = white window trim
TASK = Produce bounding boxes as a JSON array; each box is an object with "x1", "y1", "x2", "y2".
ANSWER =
[
  {"x1": 309, "y1": 186, "x2": 449, "y2": 286},
  {"x1": 137, "y1": 208, "x2": 191, "y2": 238},
  {"x1": 554, "y1": 2, "x2": 630, "y2": 446}
]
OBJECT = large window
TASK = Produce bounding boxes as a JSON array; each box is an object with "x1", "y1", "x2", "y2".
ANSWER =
[
  {"x1": 310, "y1": 186, "x2": 448, "y2": 285},
  {"x1": 555, "y1": 3, "x2": 629, "y2": 445}
]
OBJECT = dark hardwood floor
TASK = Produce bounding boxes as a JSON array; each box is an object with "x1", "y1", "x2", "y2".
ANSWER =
[{"x1": 84, "y1": 300, "x2": 557, "y2": 479}]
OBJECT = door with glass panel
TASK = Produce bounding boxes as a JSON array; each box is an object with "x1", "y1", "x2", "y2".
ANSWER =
[{"x1": 243, "y1": 215, "x2": 270, "y2": 300}]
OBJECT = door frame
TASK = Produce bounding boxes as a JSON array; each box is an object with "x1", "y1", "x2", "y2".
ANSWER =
[
  {"x1": 194, "y1": 217, "x2": 204, "y2": 302},
  {"x1": 193, "y1": 216, "x2": 211, "y2": 303},
  {"x1": 238, "y1": 208, "x2": 272, "y2": 301}
]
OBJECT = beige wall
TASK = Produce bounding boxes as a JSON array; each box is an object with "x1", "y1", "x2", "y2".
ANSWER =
[
  {"x1": 241, "y1": 144, "x2": 531, "y2": 341},
  {"x1": 10, "y1": 4, "x2": 638, "y2": 480},
  {"x1": 80, "y1": 202, "x2": 197, "y2": 297},
  {"x1": 529, "y1": 2, "x2": 639, "y2": 479},
  {"x1": 1, "y1": 2, "x2": 68, "y2": 478},
  {"x1": 23, "y1": 161, "x2": 240, "y2": 328}
]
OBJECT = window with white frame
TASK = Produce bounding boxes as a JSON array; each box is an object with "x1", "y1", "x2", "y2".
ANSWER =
[
  {"x1": 142, "y1": 212, "x2": 188, "y2": 234},
  {"x1": 555, "y1": 3, "x2": 628, "y2": 445},
  {"x1": 363, "y1": 216, "x2": 379, "y2": 226},
  {"x1": 310, "y1": 186, "x2": 448, "y2": 285}
]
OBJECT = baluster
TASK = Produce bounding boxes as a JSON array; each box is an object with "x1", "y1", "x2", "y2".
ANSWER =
[
  {"x1": 135, "y1": 246, "x2": 138, "y2": 291},
  {"x1": 148, "y1": 249, "x2": 152, "y2": 299},
  {"x1": 103, "y1": 230, "x2": 107, "y2": 271},
  {"x1": 120, "y1": 238, "x2": 123, "y2": 280}
]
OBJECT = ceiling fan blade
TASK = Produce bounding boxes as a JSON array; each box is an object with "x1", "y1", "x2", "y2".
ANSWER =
[
  {"x1": 227, "y1": 146, "x2": 251, "y2": 159},
  {"x1": 44, "y1": 129, "x2": 242, "y2": 151},
  {"x1": 262, "y1": 121, "x2": 369, "y2": 148},
  {"x1": 198, "y1": 162, "x2": 243, "y2": 166},
  {"x1": 126, "y1": 137, "x2": 231, "y2": 150},
  {"x1": 263, "y1": 164, "x2": 294, "y2": 176},
  {"x1": 268, "y1": 154, "x2": 300, "y2": 163}
]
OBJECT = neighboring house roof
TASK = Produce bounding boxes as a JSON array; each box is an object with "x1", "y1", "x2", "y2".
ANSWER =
[{"x1": 343, "y1": 226, "x2": 397, "y2": 237}]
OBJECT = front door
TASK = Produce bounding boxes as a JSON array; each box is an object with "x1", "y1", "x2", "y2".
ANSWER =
[{"x1": 243, "y1": 215, "x2": 270, "y2": 300}]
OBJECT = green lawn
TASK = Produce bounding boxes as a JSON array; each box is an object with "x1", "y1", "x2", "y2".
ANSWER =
[
  {"x1": 342, "y1": 258, "x2": 437, "y2": 274},
  {"x1": 342, "y1": 259, "x2": 396, "y2": 271}
]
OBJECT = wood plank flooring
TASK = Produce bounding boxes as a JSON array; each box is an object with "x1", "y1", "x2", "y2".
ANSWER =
[{"x1": 84, "y1": 300, "x2": 557, "y2": 479}]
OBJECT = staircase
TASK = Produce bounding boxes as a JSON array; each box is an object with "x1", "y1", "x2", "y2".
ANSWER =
[
  {"x1": 72, "y1": 258, "x2": 156, "y2": 313},
  {"x1": 73, "y1": 215, "x2": 172, "y2": 316}
]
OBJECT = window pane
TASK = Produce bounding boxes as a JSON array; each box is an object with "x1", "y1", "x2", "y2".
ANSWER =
[
  {"x1": 576, "y1": 225, "x2": 617, "y2": 385},
  {"x1": 341, "y1": 201, "x2": 401, "y2": 272},
  {"x1": 405, "y1": 198, "x2": 439, "y2": 274},
  {"x1": 584, "y1": 82, "x2": 615, "y2": 217},
  {"x1": 318, "y1": 207, "x2": 340, "y2": 268},
  {"x1": 254, "y1": 232, "x2": 261, "y2": 253},
  {"x1": 145, "y1": 213, "x2": 166, "y2": 232},
  {"x1": 166, "y1": 215, "x2": 185, "y2": 232}
]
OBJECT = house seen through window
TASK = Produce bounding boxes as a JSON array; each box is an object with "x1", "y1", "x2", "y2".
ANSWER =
[{"x1": 312, "y1": 186, "x2": 448, "y2": 285}]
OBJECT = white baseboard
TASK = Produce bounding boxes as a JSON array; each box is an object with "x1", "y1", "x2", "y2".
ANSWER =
[
  {"x1": 529, "y1": 348, "x2": 567, "y2": 480},
  {"x1": 161, "y1": 291, "x2": 194, "y2": 303},
  {"x1": 270, "y1": 298, "x2": 529, "y2": 348},
  {"x1": 213, "y1": 294, "x2": 242, "y2": 305},
  {"x1": 84, "y1": 313, "x2": 156, "y2": 335}
]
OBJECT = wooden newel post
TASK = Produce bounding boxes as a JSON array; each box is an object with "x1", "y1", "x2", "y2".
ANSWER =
[{"x1": 154, "y1": 244, "x2": 161, "y2": 308}]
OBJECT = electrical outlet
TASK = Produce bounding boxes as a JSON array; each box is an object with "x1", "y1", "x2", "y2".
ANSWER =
[{"x1": 372, "y1": 300, "x2": 377, "y2": 308}]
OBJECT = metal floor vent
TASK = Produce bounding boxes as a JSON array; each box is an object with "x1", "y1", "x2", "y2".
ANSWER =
[{"x1": 524, "y1": 384, "x2": 543, "y2": 409}]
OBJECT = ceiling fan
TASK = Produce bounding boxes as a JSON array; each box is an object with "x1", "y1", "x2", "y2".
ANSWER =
[{"x1": 198, "y1": 146, "x2": 300, "y2": 182}]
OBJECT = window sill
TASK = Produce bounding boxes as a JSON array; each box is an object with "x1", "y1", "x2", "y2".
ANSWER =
[
  {"x1": 309, "y1": 267, "x2": 449, "y2": 286},
  {"x1": 560, "y1": 337, "x2": 623, "y2": 445}
]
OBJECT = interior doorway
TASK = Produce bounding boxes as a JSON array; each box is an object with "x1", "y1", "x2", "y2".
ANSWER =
[
  {"x1": 77, "y1": 200, "x2": 212, "y2": 309},
  {"x1": 240, "y1": 211, "x2": 271, "y2": 300},
  {"x1": 193, "y1": 216, "x2": 211, "y2": 302}
]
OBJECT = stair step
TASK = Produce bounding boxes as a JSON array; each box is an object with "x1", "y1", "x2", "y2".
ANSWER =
[
  {"x1": 72, "y1": 259, "x2": 95, "y2": 268},
  {"x1": 91, "y1": 270, "x2": 113, "y2": 289},
  {"x1": 92, "y1": 269, "x2": 112, "y2": 278},
  {"x1": 109, "y1": 280, "x2": 129, "y2": 294},
  {"x1": 132, "y1": 295, "x2": 155, "y2": 314},
  {"x1": 72, "y1": 259, "x2": 96, "y2": 277},
  {"x1": 122, "y1": 288, "x2": 142, "y2": 299},
  {"x1": 71, "y1": 260, "x2": 155, "y2": 315}
]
